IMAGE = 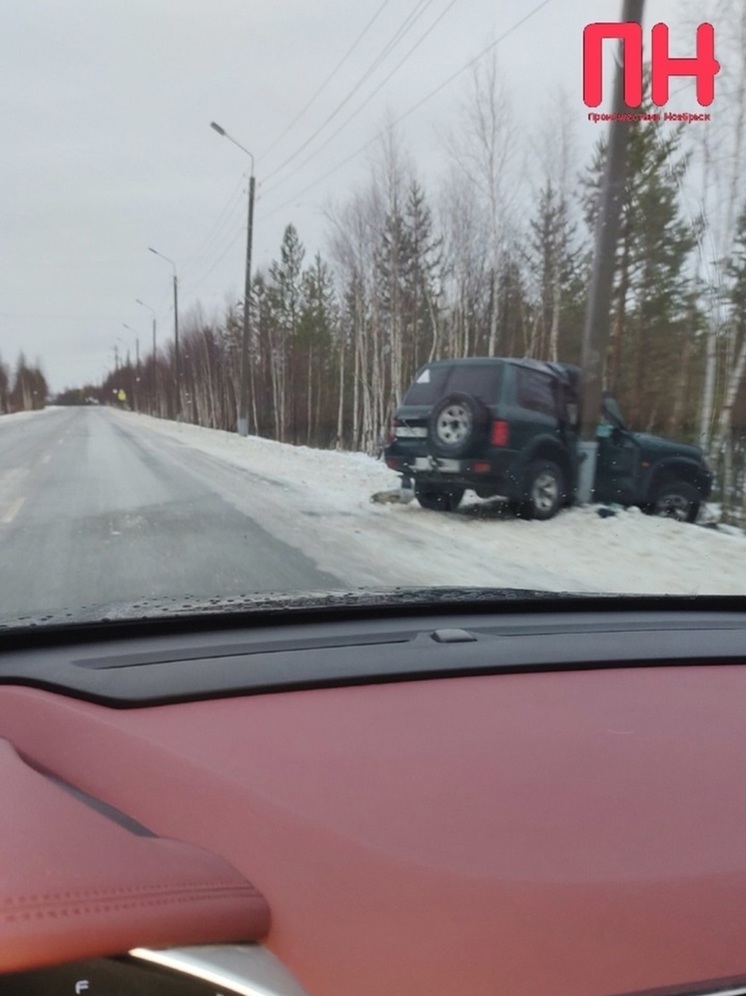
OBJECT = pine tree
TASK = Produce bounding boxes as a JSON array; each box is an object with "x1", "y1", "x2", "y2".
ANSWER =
[
  {"x1": 373, "y1": 196, "x2": 406, "y2": 411},
  {"x1": 374, "y1": 180, "x2": 441, "y2": 408},
  {"x1": 268, "y1": 224, "x2": 306, "y2": 441},
  {"x1": 0, "y1": 353, "x2": 9, "y2": 414},
  {"x1": 526, "y1": 182, "x2": 584, "y2": 363},
  {"x1": 581, "y1": 107, "x2": 697, "y2": 430},
  {"x1": 299, "y1": 253, "x2": 338, "y2": 445},
  {"x1": 402, "y1": 180, "x2": 442, "y2": 372},
  {"x1": 496, "y1": 251, "x2": 530, "y2": 358},
  {"x1": 10, "y1": 354, "x2": 48, "y2": 411}
]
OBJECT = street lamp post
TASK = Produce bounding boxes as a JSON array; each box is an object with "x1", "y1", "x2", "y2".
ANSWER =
[
  {"x1": 122, "y1": 324, "x2": 140, "y2": 367},
  {"x1": 210, "y1": 120, "x2": 255, "y2": 438},
  {"x1": 148, "y1": 247, "x2": 180, "y2": 420},
  {"x1": 123, "y1": 324, "x2": 141, "y2": 413},
  {"x1": 135, "y1": 299, "x2": 157, "y2": 415}
]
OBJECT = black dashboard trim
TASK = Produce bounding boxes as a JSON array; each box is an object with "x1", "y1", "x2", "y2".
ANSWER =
[{"x1": 0, "y1": 596, "x2": 744, "y2": 708}]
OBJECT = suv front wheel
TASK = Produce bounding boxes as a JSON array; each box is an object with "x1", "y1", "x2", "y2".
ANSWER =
[
  {"x1": 650, "y1": 480, "x2": 701, "y2": 523},
  {"x1": 517, "y1": 461, "x2": 564, "y2": 521}
]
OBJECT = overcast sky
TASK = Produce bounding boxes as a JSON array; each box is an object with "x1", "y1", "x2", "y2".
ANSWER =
[{"x1": 1, "y1": 0, "x2": 702, "y2": 391}]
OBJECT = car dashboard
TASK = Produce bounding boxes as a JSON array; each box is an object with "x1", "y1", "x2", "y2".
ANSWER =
[{"x1": 1, "y1": 595, "x2": 746, "y2": 996}]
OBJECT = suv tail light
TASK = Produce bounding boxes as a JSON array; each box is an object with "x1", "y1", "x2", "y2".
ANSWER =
[
  {"x1": 491, "y1": 420, "x2": 510, "y2": 447},
  {"x1": 387, "y1": 420, "x2": 396, "y2": 444}
]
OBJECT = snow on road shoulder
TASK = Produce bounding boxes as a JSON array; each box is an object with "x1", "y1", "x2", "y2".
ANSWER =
[
  {"x1": 113, "y1": 409, "x2": 397, "y2": 508},
  {"x1": 0, "y1": 407, "x2": 60, "y2": 428},
  {"x1": 111, "y1": 409, "x2": 746, "y2": 595}
]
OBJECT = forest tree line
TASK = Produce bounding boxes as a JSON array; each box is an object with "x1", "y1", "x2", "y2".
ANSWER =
[
  {"x1": 0, "y1": 354, "x2": 48, "y2": 414},
  {"x1": 82, "y1": 17, "x2": 746, "y2": 522}
]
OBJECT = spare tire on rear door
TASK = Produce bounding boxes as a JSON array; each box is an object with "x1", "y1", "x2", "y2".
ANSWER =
[{"x1": 427, "y1": 392, "x2": 490, "y2": 458}]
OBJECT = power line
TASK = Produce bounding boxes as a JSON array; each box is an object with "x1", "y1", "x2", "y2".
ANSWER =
[
  {"x1": 358, "y1": 0, "x2": 436, "y2": 84},
  {"x1": 175, "y1": 0, "x2": 450, "y2": 295},
  {"x1": 258, "y1": 0, "x2": 557, "y2": 222},
  {"x1": 258, "y1": 0, "x2": 395, "y2": 163},
  {"x1": 261, "y1": 0, "x2": 461, "y2": 200},
  {"x1": 260, "y1": 0, "x2": 441, "y2": 186},
  {"x1": 179, "y1": 220, "x2": 247, "y2": 294},
  {"x1": 179, "y1": 0, "x2": 556, "y2": 298},
  {"x1": 180, "y1": 171, "x2": 247, "y2": 278}
]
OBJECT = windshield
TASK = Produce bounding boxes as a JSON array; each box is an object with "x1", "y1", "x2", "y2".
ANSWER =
[
  {"x1": 402, "y1": 363, "x2": 503, "y2": 406},
  {"x1": 1, "y1": 0, "x2": 744, "y2": 628}
]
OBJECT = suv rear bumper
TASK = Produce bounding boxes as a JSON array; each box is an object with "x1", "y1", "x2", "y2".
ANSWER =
[{"x1": 384, "y1": 449, "x2": 521, "y2": 498}]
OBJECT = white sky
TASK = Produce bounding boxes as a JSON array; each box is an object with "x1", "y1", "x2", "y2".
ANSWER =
[{"x1": 0, "y1": 0, "x2": 704, "y2": 391}]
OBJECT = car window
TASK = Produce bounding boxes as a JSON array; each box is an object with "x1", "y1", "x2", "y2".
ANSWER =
[
  {"x1": 445, "y1": 364, "x2": 503, "y2": 404},
  {"x1": 402, "y1": 364, "x2": 502, "y2": 406},
  {"x1": 402, "y1": 366, "x2": 452, "y2": 406},
  {"x1": 516, "y1": 368, "x2": 558, "y2": 418}
]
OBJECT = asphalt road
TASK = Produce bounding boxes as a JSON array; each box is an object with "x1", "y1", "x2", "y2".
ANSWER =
[{"x1": 0, "y1": 407, "x2": 341, "y2": 623}]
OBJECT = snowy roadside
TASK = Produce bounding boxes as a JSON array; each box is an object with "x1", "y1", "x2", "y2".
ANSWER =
[
  {"x1": 111, "y1": 409, "x2": 746, "y2": 596},
  {"x1": 0, "y1": 407, "x2": 59, "y2": 427}
]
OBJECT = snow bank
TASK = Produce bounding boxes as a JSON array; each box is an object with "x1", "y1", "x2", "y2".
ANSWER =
[
  {"x1": 112, "y1": 410, "x2": 746, "y2": 596},
  {"x1": 0, "y1": 408, "x2": 58, "y2": 427}
]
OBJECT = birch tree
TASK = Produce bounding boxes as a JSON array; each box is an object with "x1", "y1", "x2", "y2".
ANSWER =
[
  {"x1": 447, "y1": 56, "x2": 519, "y2": 356},
  {"x1": 438, "y1": 170, "x2": 490, "y2": 358},
  {"x1": 712, "y1": 206, "x2": 746, "y2": 521}
]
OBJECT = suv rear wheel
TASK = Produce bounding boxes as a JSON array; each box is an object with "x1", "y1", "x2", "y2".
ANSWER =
[
  {"x1": 414, "y1": 485, "x2": 465, "y2": 513},
  {"x1": 516, "y1": 461, "x2": 564, "y2": 521},
  {"x1": 650, "y1": 480, "x2": 701, "y2": 523}
]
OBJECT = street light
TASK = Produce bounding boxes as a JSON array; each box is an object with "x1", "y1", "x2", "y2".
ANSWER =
[
  {"x1": 122, "y1": 325, "x2": 141, "y2": 413},
  {"x1": 210, "y1": 120, "x2": 256, "y2": 438},
  {"x1": 135, "y1": 298, "x2": 158, "y2": 416},
  {"x1": 148, "y1": 247, "x2": 180, "y2": 420},
  {"x1": 122, "y1": 324, "x2": 140, "y2": 367},
  {"x1": 135, "y1": 299, "x2": 157, "y2": 360}
]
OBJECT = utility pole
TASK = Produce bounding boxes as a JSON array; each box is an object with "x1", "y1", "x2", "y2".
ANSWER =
[
  {"x1": 123, "y1": 324, "x2": 141, "y2": 412},
  {"x1": 135, "y1": 336, "x2": 140, "y2": 413},
  {"x1": 148, "y1": 248, "x2": 181, "y2": 420},
  {"x1": 153, "y1": 316, "x2": 157, "y2": 414},
  {"x1": 210, "y1": 121, "x2": 255, "y2": 437},
  {"x1": 237, "y1": 174, "x2": 256, "y2": 438},
  {"x1": 173, "y1": 269, "x2": 180, "y2": 420},
  {"x1": 577, "y1": 0, "x2": 645, "y2": 503},
  {"x1": 136, "y1": 299, "x2": 157, "y2": 415}
]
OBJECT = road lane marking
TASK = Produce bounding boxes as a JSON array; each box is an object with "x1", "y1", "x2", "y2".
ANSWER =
[
  {"x1": 42, "y1": 454, "x2": 51, "y2": 464},
  {"x1": 1, "y1": 497, "x2": 25, "y2": 524},
  {"x1": 0, "y1": 468, "x2": 29, "y2": 501}
]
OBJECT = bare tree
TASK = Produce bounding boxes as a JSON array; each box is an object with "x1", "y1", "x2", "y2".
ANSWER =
[
  {"x1": 529, "y1": 90, "x2": 580, "y2": 362},
  {"x1": 684, "y1": 0, "x2": 746, "y2": 455},
  {"x1": 446, "y1": 56, "x2": 520, "y2": 356}
]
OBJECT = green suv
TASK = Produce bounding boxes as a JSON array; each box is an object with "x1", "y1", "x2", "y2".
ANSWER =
[{"x1": 383, "y1": 358, "x2": 712, "y2": 522}]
